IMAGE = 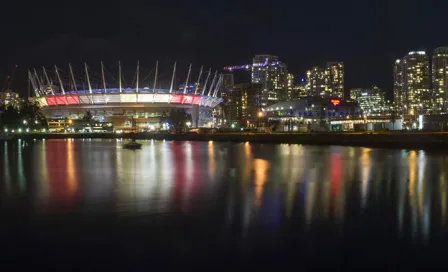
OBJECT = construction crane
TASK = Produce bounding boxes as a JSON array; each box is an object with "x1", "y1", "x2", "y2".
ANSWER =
[{"x1": 3, "y1": 64, "x2": 18, "y2": 92}]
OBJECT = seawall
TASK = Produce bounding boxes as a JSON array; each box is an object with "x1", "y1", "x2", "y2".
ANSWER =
[{"x1": 9, "y1": 132, "x2": 448, "y2": 150}]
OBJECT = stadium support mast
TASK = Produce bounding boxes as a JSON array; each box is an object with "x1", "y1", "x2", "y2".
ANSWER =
[
  {"x1": 28, "y1": 70, "x2": 39, "y2": 97},
  {"x1": 136, "y1": 60, "x2": 140, "y2": 93},
  {"x1": 33, "y1": 69, "x2": 43, "y2": 92},
  {"x1": 118, "y1": 61, "x2": 122, "y2": 93},
  {"x1": 183, "y1": 63, "x2": 192, "y2": 94},
  {"x1": 101, "y1": 61, "x2": 107, "y2": 94},
  {"x1": 169, "y1": 61, "x2": 176, "y2": 93},
  {"x1": 153, "y1": 60, "x2": 158, "y2": 93},
  {"x1": 42, "y1": 67, "x2": 54, "y2": 95},
  {"x1": 69, "y1": 63, "x2": 77, "y2": 93},
  {"x1": 194, "y1": 66, "x2": 203, "y2": 95},
  {"x1": 201, "y1": 69, "x2": 211, "y2": 96},
  {"x1": 55, "y1": 65, "x2": 65, "y2": 95},
  {"x1": 84, "y1": 63, "x2": 92, "y2": 94},
  {"x1": 213, "y1": 74, "x2": 223, "y2": 97},
  {"x1": 207, "y1": 71, "x2": 218, "y2": 96}
]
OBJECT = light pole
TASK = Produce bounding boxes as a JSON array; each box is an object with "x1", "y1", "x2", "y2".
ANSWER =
[
  {"x1": 364, "y1": 115, "x2": 368, "y2": 133},
  {"x1": 257, "y1": 111, "x2": 263, "y2": 130}
]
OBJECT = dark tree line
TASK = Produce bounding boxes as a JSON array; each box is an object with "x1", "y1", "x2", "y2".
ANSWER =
[
  {"x1": 160, "y1": 109, "x2": 192, "y2": 129},
  {"x1": 0, "y1": 101, "x2": 47, "y2": 131}
]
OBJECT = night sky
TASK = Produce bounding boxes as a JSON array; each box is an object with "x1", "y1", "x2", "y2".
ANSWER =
[{"x1": 1, "y1": 0, "x2": 447, "y2": 99}]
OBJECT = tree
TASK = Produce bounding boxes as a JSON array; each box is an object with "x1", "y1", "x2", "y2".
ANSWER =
[
  {"x1": 0, "y1": 105, "x2": 20, "y2": 129},
  {"x1": 0, "y1": 100, "x2": 47, "y2": 131},
  {"x1": 19, "y1": 100, "x2": 46, "y2": 129},
  {"x1": 167, "y1": 109, "x2": 192, "y2": 129},
  {"x1": 83, "y1": 110, "x2": 93, "y2": 123}
]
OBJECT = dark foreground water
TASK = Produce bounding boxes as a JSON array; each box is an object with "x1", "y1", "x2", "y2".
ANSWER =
[{"x1": 1, "y1": 139, "x2": 448, "y2": 270}]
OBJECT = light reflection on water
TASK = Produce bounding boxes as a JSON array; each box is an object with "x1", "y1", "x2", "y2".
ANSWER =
[{"x1": 1, "y1": 139, "x2": 448, "y2": 246}]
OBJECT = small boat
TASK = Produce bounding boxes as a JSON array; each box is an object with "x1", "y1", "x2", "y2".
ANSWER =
[{"x1": 123, "y1": 140, "x2": 142, "y2": 150}]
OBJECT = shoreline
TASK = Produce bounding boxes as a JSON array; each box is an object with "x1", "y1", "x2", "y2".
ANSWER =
[{"x1": 4, "y1": 132, "x2": 448, "y2": 150}]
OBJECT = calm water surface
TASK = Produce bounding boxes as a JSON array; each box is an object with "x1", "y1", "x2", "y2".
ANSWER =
[{"x1": 1, "y1": 139, "x2": 448, "y2": 270}]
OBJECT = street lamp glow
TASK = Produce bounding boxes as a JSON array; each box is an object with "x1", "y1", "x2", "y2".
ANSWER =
[
  {"x1": 23, "y1": 120, "x2": 27, "y2": 125},
  {"x1": 186, "y1": 121, "x2": 192, "y2": 127},
  {"x1": 258, "y1": 112, "x2": 263, "y2": 117},
  {"x1": 18, "y1": 128, "x2": 22, "y2": 133},
  {"x1": 4, "y1": 128, "x2": 8, "y2": 133}
]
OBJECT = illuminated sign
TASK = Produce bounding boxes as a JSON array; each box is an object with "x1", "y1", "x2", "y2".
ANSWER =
[{"x1": 330, "y1": 99, "x2": 341, "y2": 106}]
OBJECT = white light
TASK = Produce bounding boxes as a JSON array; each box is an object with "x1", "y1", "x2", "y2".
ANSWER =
[
  {"x1": 26, "y1": 128, "x2": 29, "y2": 133},
  {"x1": 23, "y1": 120, "x2": 27, "y2": 124},
  {"x1": 4, "y1": 128, "x2": 8, "y2": 133},
  {"x1": 18, "y1": 129, "x2": 22, "y2": 133}
]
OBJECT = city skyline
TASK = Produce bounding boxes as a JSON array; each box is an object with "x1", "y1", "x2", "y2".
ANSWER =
[{"x1": 2, "y1": 1, "x2": 447, "y2": 99}]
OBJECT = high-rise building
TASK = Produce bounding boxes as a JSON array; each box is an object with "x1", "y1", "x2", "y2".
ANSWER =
[
  {"x1": 251, "y1": 55, "x2": 288, "y2": 106},
  {"x1": 394, "y1": 51, "x2": 431, "y2": 114},
  {"x1": 393, "y1": 59, "x2": 404, "y2": 111},
  {"x1": 0, "y1": 91, "x2": 22, "y2": 109},
  {"x1": 432, "y1": 47, "x2": 448, "y2": 112},
  {"x1": 227, "y1": 83, "x2": 262, "y2": 127},
  {"x1": 305, "y1": 62, "x2": 344, "y2": 99},
  {"x1": 287, "y1": 73, "x2": 295, "y2": 100},
  {"x1": 354, "y1": 86, "x2": 386, "y2": 116},
  {"x1": 296, "y1": 81, "x2": 308, "y2": 98},
  {"x1": 325, "y1": 62, "x2": 344, "y2": 98},
  {"x1": 350, "y1": 88, "x2": 362, "y2": 101},
  {"x1": 221, "y1": 73, "x2": 234, "y2": 100},
  {"x1": 306, "y1": 66, "x2": 326, "y2": 97}
]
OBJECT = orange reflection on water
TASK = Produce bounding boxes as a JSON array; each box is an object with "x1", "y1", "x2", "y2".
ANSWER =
[
  {"x1": 408, "y1": 150, "x2": 417, "y2": 199},
  {"x1": 208, "y1": 141, "x2": 215, "y2": 178},
  {"x1": 253, "y1": 159, "x2": 269, "y2": 209},
  {"x1": 66, "y1": 139, "x2": 78, "y2": 195},
  {"x1": 360, "y1": 148, "x2": 371, "y2": 209}
]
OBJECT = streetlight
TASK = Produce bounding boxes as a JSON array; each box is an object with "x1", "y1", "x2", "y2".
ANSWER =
[{"x1": 23, "y1": 120, "x2": 27, "y2": 125}]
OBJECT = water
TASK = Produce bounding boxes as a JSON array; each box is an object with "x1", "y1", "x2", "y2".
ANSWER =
[{"x1": 1, "y1": 139, "x2": 448, "y2": 270}]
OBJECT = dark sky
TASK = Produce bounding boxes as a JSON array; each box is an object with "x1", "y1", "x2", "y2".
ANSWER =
[{"x1": 1, "y1": 0, "x2": 447, "y2": 99}]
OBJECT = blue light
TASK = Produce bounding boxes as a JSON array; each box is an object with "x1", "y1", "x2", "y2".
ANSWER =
[{"x1": 301, "y1": 78, "x2": 305, "y2": 82}]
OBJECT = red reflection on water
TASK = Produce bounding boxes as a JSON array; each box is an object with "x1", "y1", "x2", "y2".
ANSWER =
[
  {"x1": 330, "y1": 153, "x2": 342, "y2": 201},
  {"x1": 45, "y1": 140, "x2": 79, "y2": 208}
]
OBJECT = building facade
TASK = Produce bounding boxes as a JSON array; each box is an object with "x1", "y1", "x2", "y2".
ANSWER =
[
  {"x1": 432, "y1": 47, "x2": 448, "y2": 112},
  {"x1": 355, "y1": 86, "x2": 386, "y2": 116},
  {"x1": 221, "y1": 73, "x2": 234, "y2": 100},
  {"x1": 0, "y1": 91, "x2": 23, "y2": 108},
  {"x1": 227, "y1": 83, "x2": 262, "y2": 127},
  {"x1": 394, "y1": 51, "x2": 431, "y2": 114},
  {"x1": 306, "y1": 66, "x2": 326, "y2": 97},
  {"x1": 306, "y1": 62, "x2": 344, "y2": 99},
  {"x1": 393, "y1": 59, "x2": 404, "y2": 111},
  {"x1": 251, "y1": 55, "x2": 288, "y2": 106},
  {"x1": 350, "y1": 88, "x2": 362, "y2": 101},
  {"x1": 287, "y1": 73, "x2": 295, "y2": 100},
  {"x1": 325, "y1": 62, "x2": 344, "y2": 99}
]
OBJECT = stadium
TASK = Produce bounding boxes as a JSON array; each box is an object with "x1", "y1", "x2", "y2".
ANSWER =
[{"x1": 29, "y1": 62, "x2": 223, "y2": 132}]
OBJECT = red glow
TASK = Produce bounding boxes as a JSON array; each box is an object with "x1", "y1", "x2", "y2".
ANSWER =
[
  {"x1": 331, "y1": 99, "x2": 341, "y2": 106},
  {"x1": 170, "y1": 94, "x2": 183, "y2": 103},
  {"x1": 46, "y1": 96, "x2": 57, "y2": 106},
  {"x1": 66, "y1": 95, "x2": 80, "y2": 105},
  {"x1": 55, "y1": 95, "x2": 67, "y2": 105},
  {"x1": 192, "y1": 96, "x2": 201, "y2": 105},
  {"x1": 183, "y1": 96, "x2": 193, "y2": 104}
]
